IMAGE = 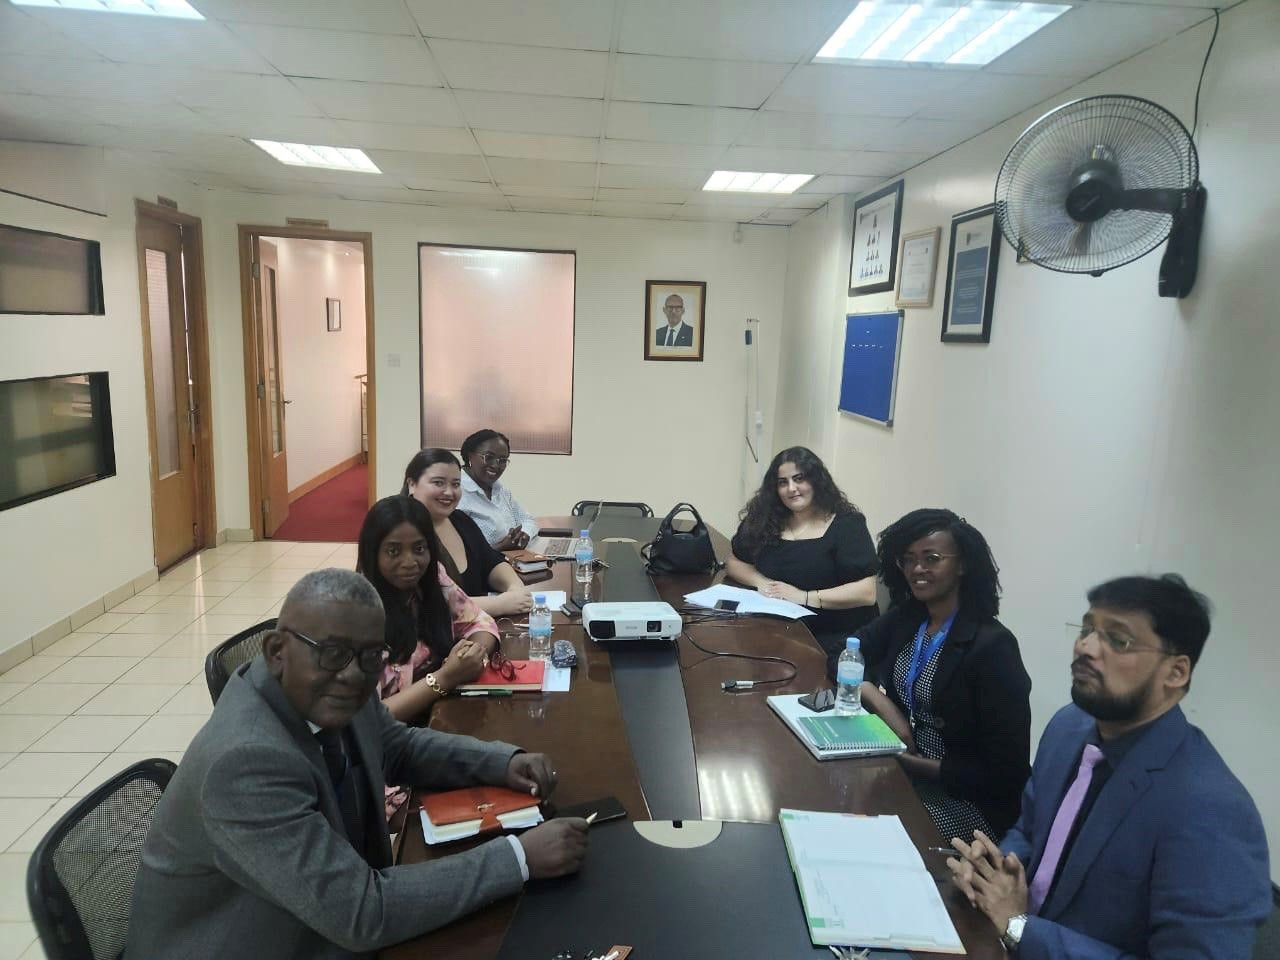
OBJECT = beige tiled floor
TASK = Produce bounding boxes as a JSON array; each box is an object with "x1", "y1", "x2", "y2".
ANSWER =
[{"x1": 0, "y1": 539, "x2": 353, "y2": 959}]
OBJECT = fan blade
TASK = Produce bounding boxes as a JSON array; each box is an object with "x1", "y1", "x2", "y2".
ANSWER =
[
  {"x1": 1112, "y1": 188, "x2": 1186, "y2": 213},
  {"x1": 1070, "y1": 220, "x2": 1092, "y2": 257}
]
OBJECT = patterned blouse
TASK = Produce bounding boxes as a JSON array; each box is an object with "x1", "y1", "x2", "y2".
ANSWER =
[{"x1": 380, "y1": 565, "x2": 498, "y2": 820}]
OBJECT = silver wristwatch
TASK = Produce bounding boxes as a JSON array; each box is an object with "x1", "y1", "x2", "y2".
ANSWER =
[{"x1": 1000, "y1": 914, "x2": 1029, "y2": 951}]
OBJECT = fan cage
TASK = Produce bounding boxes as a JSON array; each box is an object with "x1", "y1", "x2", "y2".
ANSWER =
[{"x1": 995, "y1": 95, "x2": 1198, "y2": 275}]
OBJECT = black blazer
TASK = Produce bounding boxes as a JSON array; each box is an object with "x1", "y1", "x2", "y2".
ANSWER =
[
  {"x1": 857, "y1": 607, "x2": 1032, "y2": 837},
  {"x1": 655, "y1": 322, "x2": 693, "y2": 346}
]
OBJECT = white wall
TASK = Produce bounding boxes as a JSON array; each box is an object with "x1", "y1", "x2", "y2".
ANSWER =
[
  {"x1": 0, "y1": 145, "x2": 208, "y2": 651},
  {"x1": 265, "y1": 236, "x2": 367, "y2": 490},
  {"x1": 778, "y1": 0, "x2": 1280, "y2": 876},
  {"x1": 201, "y1": 198, "x2": 789, "y2": 535}
]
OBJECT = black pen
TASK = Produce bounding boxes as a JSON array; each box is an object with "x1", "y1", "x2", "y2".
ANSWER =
[
  {"x1": 925, "y1": 846, "x2": 961, "y2": 857},
  {"x1": 459, "y1": 690, "x2": 513, "y2": 698}
]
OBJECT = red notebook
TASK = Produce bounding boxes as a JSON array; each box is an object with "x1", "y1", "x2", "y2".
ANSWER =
[
  {"x1": 456, "y1": 658, "x2": 545, "y2": 692},
  {"x1": 419, "y1": 786, "x2": 543, "y2": 844}
]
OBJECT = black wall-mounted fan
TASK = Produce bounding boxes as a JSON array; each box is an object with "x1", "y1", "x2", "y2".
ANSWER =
[{"x1": 994, "y1": 95, "x2": 1206, "y2": 298}]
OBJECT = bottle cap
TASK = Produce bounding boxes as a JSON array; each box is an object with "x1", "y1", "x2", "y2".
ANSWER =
[
  {"x1": 845, "y1": 637, "x2": 860, "y2": 650},
  {"x1": 579, "y1": 529, "x2": 590, "y2": 537},
  {"x1": 534, "y1": 594, "x2": 546, "y2": 604}
]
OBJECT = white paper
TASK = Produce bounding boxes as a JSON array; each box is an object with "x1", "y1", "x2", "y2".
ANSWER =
[
  {"x1": 534, "y1": 590, "x2": 567, "y2": 610},
  {"x1": 683, "y1": 583, "x2": 814, "y2": 619},
  {"x1": 541, "y1": 665, "x2": 572, "y2": 692}
]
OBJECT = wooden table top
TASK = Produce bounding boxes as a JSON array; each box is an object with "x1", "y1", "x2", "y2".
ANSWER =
[{"x1": 382, "y1": 517, "x2": 1003, "y2": 960}]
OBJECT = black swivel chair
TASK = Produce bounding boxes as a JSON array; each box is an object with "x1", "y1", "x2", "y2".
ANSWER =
[
  {"x1": 204, "y1": 617, "x2": 276, "y2": 705},
  {"x1": 571, "y1": 500, "x2": 654, "y2": 517},
  {"x1": 27, "y1": 758, "x2": 177, "y2": 960}
]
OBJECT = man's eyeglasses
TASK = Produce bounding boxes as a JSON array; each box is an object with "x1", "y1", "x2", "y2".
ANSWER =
[
  {"x1": 478, "y1": 452, "x2": 511, "y2": 468},
  {"x1": 281, "y1": 627, "x2": 389, "y2": 674},
  {"x1": 896, "y1": 552, "x2": 958, "y2": 571},
  {"x1": 1073, "y1": 624, "x2": 1171, "y2": 656}
]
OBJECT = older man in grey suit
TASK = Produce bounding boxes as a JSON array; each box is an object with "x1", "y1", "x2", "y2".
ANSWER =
[{"x1": 126, "y1": 569, "x2": 587, "y2": 959}]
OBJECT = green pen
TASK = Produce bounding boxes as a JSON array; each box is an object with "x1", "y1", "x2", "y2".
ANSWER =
[{"x1": 459, "y1": 690, "x2": 513, "y2": 697}]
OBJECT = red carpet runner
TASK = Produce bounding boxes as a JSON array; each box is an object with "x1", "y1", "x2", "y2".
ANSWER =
[{"x1": 272, "y1": 464, "x2": 367, "y2": 542}]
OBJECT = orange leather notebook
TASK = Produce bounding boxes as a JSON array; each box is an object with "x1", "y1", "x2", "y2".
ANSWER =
[
  {"x1": 420, "y1": 786, "x2": 543, "y2": 844},
  {"x1": 456, "y1": 658, "x2": 545, "y2": 691}
]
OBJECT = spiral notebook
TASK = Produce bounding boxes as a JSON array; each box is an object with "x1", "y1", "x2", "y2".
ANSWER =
[{"x1": 767, "y1": 694, "x2": 907, "y2": 761}]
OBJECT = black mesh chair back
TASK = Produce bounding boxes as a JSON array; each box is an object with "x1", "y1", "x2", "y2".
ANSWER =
[
  {"x1": 27, "y1": 758, "x2": 177, "y2": 960},
  {"x1": 204, "y1": 617, "x2": 276, "y2": 705},
  {"x1": 571, "y1": 500, "x2": 654, "y2": 517}
]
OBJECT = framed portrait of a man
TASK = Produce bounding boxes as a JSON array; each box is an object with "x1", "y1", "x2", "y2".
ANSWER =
[{"x1": 645, "y1": 280, "x2": 706, "y2": 361}]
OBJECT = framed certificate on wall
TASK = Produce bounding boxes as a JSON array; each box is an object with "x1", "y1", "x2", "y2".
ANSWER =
[
  {"x1": 941, "y1": 205, "x2": 1000, "y2": 343},
  {"x1": 848, "y1": 179, "x2": 904, "y2": 297},
  {"x1": 895, "y1": 227, "x2": 941, "y2": 308}
]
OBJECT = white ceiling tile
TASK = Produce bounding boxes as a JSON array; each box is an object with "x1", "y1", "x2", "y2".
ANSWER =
[
  {"x1": 676, "y1": 203, "x2": 770, "y2": 221},
  {"x1": 913, "y1": 72, "x2": 1079, "y2": 124},
  {"x1": 984, "y1": 5, "x2": 1209, "y2": 77},
  {"x1": 598, "y1": 164, "x2": 710, "y2": 189},
  {"x1": 801, "y1": 174, "x2": 883, "y2": 194},
  {"x1": 772, "y1": 192, "x2": 831, "y2": 208},
  {"x1": 195, "y1": 0, "x2": 419, "y2": 34},
  {"x1": 0, "y1": 58, "x2": 175, "y2": 102},
  {"x1": 292, "y1": 78, "x2": 463, "y2": 125},
  {"x1": 0, "y1": 5, "x2": 103, "y2": 59},
  {"x1": 738, "y1": 110, "x2": 904, "y2": 151},
  {"x1": 611, "y1": 55, "x2": 790, "y2": 109},
  {"x1": 508, "y1": 197, "x2": 595, "y2": 214},
  {"x1": 192, "y1": 112, "x2": 344, "y2": 143},
  {"x1": 124, "y1": 130, "x2": 272, "y2": 159},
  {"x1": 25, "y1": 10, "x2": 275, "y2": 73},
  {"x1": 54, "y1": 99, "x2": 206, "y2": 131},
  {"x1": 753, "y1": 210, "x2": 806, "y2": 224},
  {"x1": 406, "y1": 0, "x2": 614, "y2": 50},
  {"x1": 454, "y1": 91, "x2": 603, "y2": 138},
  {"x1": 619, "y1": 0, "x2": 851, "y2": 62},
  {"x1": 1088, "y1": 0, "x2": 1219, "y2": 5},
  {"x1": 486, "y1": 158, "x2": 598, "y2": 187},
  {"x1": 881, "y1": 117, "x2": 984, "y2": 155},
  {"x1": 335, "y1": 120, "x2": 478, "y2": 154},
  {"x1": 835, "y1": 150, "x2": 929, "y2": 178},
  {"x1": 606, "y1": 102, "x2": 753, "y2": 145},
  {"x1": 166, "y1": 71, "x2": 323, "y2": 115},
  {"x1": 389, "y1": 177, "x2": 499, "y2": 194},
  {"x1": 596, "y1": 186, "x2": 695, "y2": 204},
  {"x1": 364, "y1": 149, "x2": 490, "y2": 180},
  {"x1": 687, "y1": 190, "x2": 783, "y2": 207},
  {"x1": 228, "y1": 24, "x2": 441, "y2": 86},
  {"x1": 500, "y1": 185, "x2": 595, "y2": 199},
  {"x1": 405, "y1": 188, "x2": 511, "y2": 208},
  {"x1": 591, "y1": 201, "x2": 679, "y2": 220},
  {"x1": 599, "y1": 139, "x2": 726, "y2": 168},
  {"x1": 0, "y1": 93, "x2": 96, "y2": 128},
  {"x1": 765, "y1": 65, "x2": 965, "y2": 118},
  {"x1": 474, "y1": 131, "x2": 598, "y2": 163},
  {"x1": 430, "y1": 40, "x2": 608, "y2": 99},
  {"x1": 720, "y1": 145, "x2": 850, "y2": 174}
]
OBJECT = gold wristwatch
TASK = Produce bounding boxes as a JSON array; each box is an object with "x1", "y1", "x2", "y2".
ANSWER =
[{"x1": 1000, "y1": 914, "x2": 1028, "y2": 951}]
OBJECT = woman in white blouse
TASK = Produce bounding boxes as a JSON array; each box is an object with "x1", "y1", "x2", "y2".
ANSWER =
[{"x1": 457, "y1": 428, "x2": 540, "y2": 550}]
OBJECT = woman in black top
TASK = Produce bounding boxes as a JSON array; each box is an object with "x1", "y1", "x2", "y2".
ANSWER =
[
  {"x1": 403, "y1": 448, "x2": 533, "y2": 618},
  {"x1": 727, "y1": 446, "x2": 879, "y2": 670},
  {"x1": 856, "y1": 508, "x2": 1031, "y2": 842}
]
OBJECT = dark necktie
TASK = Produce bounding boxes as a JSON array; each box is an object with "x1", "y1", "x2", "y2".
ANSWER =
[
  {"x1": 314, "y1": 727, "x2": 348, "y2": 787},
  {"x1": 667, "y1": 327, "x2": 675, "y2": 345},
  {"x1": 314, "y1": 728, "x2": 367, "y2": 859}
]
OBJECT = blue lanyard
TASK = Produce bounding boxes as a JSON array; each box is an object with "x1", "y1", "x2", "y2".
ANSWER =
[{"x1": 904, "y1": 613, "x2": 957, "y2": 722}]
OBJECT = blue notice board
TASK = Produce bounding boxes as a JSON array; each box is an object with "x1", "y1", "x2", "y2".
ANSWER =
[{"x1": 838, "y1": 310, "x2": 904, "y2": 427}]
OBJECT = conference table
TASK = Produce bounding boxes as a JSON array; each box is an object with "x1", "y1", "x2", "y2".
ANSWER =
[{"x1": 382, "y1": 514, "x2": 1003, "y2": 960}]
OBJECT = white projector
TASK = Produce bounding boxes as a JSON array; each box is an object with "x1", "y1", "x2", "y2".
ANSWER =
[{"x1": 583, "y1": 601, "x2": 682, "y2": 642}]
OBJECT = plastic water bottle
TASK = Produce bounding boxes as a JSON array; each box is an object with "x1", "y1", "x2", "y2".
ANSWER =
[
  {"x1": 528, "y1": 594, "x2": 553, "y2": 660},
  {"x1": 835, "y1": 637, "x2": 864, "y2": 715},
  {"x1": 574, "y1": 529, "x2": 594, "y2": 586}
]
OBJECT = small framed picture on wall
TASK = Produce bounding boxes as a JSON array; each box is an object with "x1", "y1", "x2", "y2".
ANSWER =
[
  {"x1": 895, "y1": 227, "x2": 941, "y2": 308},
  {"x1": 326, "y1": 297, "x2": 342, "y2": 332},
  {"x1": 848, "y1": 179, "x2": 904, "y2": 296},
  {"x1": 941, "y1": 205, "x2": 1000, "y2": 344},
  {"x1": 645, "y1": 280, "x2": 706, "y2": 361}
]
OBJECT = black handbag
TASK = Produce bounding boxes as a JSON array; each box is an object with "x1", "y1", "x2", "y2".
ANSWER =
[{"x1": 642, "y1": 502, "x2": 722, "y2": 575}]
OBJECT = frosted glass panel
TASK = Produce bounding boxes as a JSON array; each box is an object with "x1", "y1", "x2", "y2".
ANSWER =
[
  {"x1": 0, "y1": 222, "x2": 104, "y2": 315},
  {"x1": 144, "y1": 248, "x2": 180, "y2": 477},
  {"x1": 265, "y1": 266, "x2": 284, "y2": 455},
  {"x1": 420, "y1": 246, "x2": 575, "y2": 454}
]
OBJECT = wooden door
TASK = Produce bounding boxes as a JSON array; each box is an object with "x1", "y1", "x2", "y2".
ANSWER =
[
  {"x1": 252, "y1": 237, "x2": 290, "y2": 535},
  {"x1": 138, "y1": 214, "x2": 199, "y2": 568}
]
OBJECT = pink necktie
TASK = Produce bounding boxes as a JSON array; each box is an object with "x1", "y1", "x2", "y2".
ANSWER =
[{"x1": 1027, "y1": 744, "x2": 1104, "y2": 913}]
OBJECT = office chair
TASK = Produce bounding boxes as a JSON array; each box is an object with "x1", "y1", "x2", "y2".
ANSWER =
[
  {"x1": 571, "y1": 500, "x2": 654, "y2": 517},
  {"x1": 27, "y1": 758, "x2": 177, "y2": 960},
  {"x1": 204, "y1": 617, "x2": 276, "y2": 705}
]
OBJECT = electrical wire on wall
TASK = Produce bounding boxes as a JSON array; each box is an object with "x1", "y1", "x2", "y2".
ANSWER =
[{"x1": 1190, "y1": 9, "x2": 1220, "y2": 146}]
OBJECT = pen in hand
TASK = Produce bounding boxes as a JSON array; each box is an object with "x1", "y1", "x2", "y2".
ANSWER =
[{"x1": 925, "y1": 846, "x2": 961, "y2": 857}]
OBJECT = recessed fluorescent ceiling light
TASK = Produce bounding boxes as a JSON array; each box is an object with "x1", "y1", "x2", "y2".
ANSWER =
[
  {"x1": 11, "y1": 0, "x2": 204, "y2": 18},
  {"x1": 703, "y1": 171, "x2": 814, "y2": 194},
  {"x1": 815, "y1": 2, "x2": 1070, "y2": 66},
  {"x1": 250, "y1": 140, "x2": 382, "y2": 174}
]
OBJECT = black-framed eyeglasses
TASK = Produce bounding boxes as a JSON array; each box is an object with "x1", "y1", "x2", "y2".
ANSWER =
[
  {"x1": 896, "y1": 552, "x2": 958, "y2": 571},
  {"x1": 281, "y1": 626, "x2": 389, "y2": 674},
  {"x1": 478, "y1": 452, "x2": 511, "y2": 468}
]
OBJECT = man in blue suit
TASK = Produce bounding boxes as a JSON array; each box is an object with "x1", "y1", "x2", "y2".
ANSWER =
[{"x1": 948, "y1": 574, "x2": 1270, "y2": 958}]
